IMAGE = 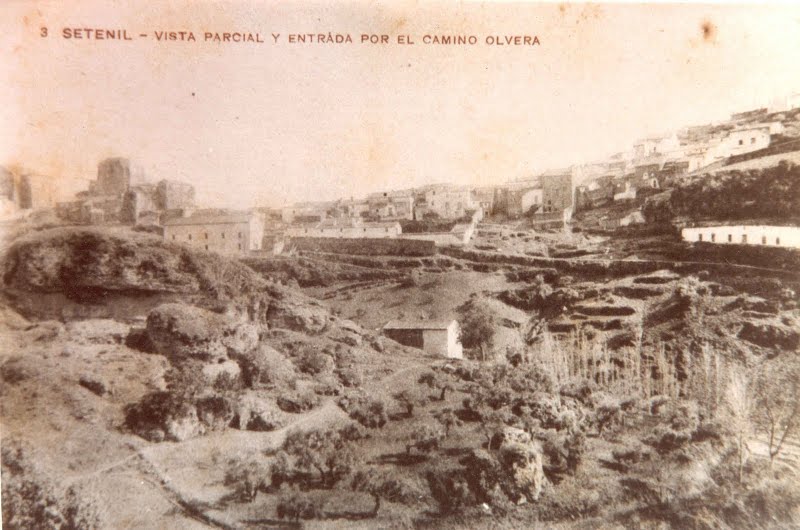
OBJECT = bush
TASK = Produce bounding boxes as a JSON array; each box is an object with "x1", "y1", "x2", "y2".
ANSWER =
[
  {"x1": 339, "y1": 392, "x2": 388, "y2": 428},
  {"x1": 335, "y1": 365, "x2": 363, "y2": 388},
  {"x1": 276, "y1": 489, "x2": 323, "y2": 521},
  {"x1": 294, "y1": 347, "x2": 334, "y2": 375}
]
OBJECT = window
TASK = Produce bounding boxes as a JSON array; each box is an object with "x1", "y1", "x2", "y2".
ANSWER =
[
  {"x1": 762, "y1": 236, "x2": 767, "y2": 244},
  {"x1": 204, "y1": 232, "x2": 208, "y2": 239},
  {"x1": 711, "y1": 233, "x2": 716, "y2": 242},
  {"x1": 172, "y1": 235, "x2": 176, "y2": 240},
  {"x1": 728, "y1": 234, "x2": 732, "y2": 242},
  {"x1": 188, "y1": 234, "x2": 192, "y2": 240},
  {"x1": 221, "y1": 232, "x2": 225, "y2": 239},
  {"x1": 304, "y1": 228, "x2": 308, "y2": 234},
  {"x1": 363, "y1": 228, "x2": 366, "y2": 232},
  {"x1": 742, "y1": 234, "x2": 747, "y2": 244},
  {"x1": 751, "y1": 137, "x2": 756, "y2": 144},
  {"x1": 738, "y1": 139, "x2": 744, "y2": 146},
  {"x1": 698, "y1": 234, "x2": 703, "y2": 242},
  {"x1": 238, "y1": 232, "x2": 242, "y2": 239},
  {"x1": 776, "y1": 237, "x2": 781, "y2": 245},
  {"x1": 238, "y1": 243, "x2": 242, "y2": 250},
  {"x1": 204, "y1": 245, "x2": 208, "y2": 250}
]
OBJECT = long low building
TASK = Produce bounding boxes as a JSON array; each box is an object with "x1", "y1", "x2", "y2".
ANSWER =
[
  {"x1": 681, "y1": 225, "x2": 800, "y2": 249},
  {"x1": 286, "y1": 219, "x2": 402, "y2": 238}
]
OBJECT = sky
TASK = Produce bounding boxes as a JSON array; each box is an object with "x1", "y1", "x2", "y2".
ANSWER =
[{"x1": 2, "y1": 1, "x2": 800, "y2": 208}]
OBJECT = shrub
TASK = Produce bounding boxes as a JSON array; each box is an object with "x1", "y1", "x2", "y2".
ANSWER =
[
  {"x1": 335, "y1": 365, "x2": 363, "y2": 387},
  {"x1": 224, "y1": 457, "x2": 269, "y2": 502},
  {"x1": 294, "y1": 348, "x2": 334, "y2": 375},
  {"x1": 276, "y1": 489, "x2": 323, "y2": 521},
  {"x1": 426, "y1": 470, "x2": 474, "y2": 514},
  {"x1": 339, "y1": 394, "x2": 388, "y2": 428}
]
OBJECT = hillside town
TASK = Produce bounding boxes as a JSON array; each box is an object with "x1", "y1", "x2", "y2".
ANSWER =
[
  {"x1": 3, "y1": 6, "x2": 800, "y2": 526},
  {"x1": 4, "y1": 94, "x2": 800, "y2": 254}
]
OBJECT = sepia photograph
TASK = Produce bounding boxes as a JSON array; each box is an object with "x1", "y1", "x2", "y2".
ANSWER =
[{"x1": 1, "y1": 1, "x2": 799, "y2": 528}]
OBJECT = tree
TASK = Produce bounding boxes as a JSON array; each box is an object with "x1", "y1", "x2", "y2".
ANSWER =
[
  {"x1": 393, "y1": 389, "x2": 425, "y2": 418},
  {"x1": 434, "y1": 408, "x2": 462, "y2": 438},
  {"x1": 225, "y1": 457, "x2": 269, "y2": 502},
  {"x1": 418, "y1": 371, "x2": 453, "y2": 401},
  {"x1": 280, "y1": 427, "x2": 358, "y2": 488},
  {"x1": 752, "y1": 358, "x2": 800, "y2": 470},
  {"x1": 723, "y1": 368, "x2": 753, "y2": 483},
  {"x1": 459, "y1": 297, "x2": 497, "y2": 361}
]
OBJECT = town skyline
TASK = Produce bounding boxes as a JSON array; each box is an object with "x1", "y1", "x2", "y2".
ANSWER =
[{"x1": 3, "y1": 2, "x2": 800, "y2": 208}]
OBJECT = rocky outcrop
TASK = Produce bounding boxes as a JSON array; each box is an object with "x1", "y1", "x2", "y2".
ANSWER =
[
  {"x1": 264, "y1": 289, "x2": 330, "y2": 334},
  {"x1": 2, "y1": 228, "x2": 266, "y2": 299},
  {"x1": 145, "y1": 303, "x2": 259, "y2": 363}
]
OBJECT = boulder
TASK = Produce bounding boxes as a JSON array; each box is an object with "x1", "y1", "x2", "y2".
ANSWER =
[
  {"x1": 498, "y1": 440, "x2": 546, "y2": 502},
  {"x1": 145, "y1": 303, "x2": 258, "y2": 362},
  {"x1": 490, "y1": 426, "x2": 532, "y2": 451},
  {"x1": 236, "y1": 394, "x2": 283, "y2": 431},
  {"x1": 231, "y1": 344, "x2": 296, "y2": 388}
]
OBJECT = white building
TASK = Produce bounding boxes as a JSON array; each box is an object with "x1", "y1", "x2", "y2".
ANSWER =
[
  {"x1": 163, "y1": 211, "x2": 264, "y2": 254},
  {"x1": 281, "y1": 202, "x2": 333, "y2": 223},
  {"x1": 382, "y1": 319, "x2": 463, "y2": 359},
  {"x1": 633, "y1": 133, "x2": 681, "y2": 159},
  {"x1": 681, "y1": 225, "x2": 800, "y2": 249},
  {"x1": 422, "y1": 186, "x2": 476, "y2": 219},
  {"x1": 286, "y1": 217, "x2": 402, "y2": 238},
  {"x1": 725, "y1": 126, "x2": 771, "y2": 157}
]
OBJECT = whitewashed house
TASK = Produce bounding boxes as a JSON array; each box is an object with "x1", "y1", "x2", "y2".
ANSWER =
[{"x1": 382, "y1": 319, "x2": 463, "y2": 359}]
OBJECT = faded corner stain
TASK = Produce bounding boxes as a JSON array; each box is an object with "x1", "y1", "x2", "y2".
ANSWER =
[{"x1": 701, "y1": 19, "x2": 717, "y2": 43}]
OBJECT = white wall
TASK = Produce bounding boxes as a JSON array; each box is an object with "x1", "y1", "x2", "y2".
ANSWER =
[
  {"x1": 682, "y1": 225, "x2": 800, "y2": 249},
  {"x1": 165, "y1": 220, "x2": 257, "y2": 254},
  {"x1": 725, "y1": 129, "x2": 771, "y2": 157}
]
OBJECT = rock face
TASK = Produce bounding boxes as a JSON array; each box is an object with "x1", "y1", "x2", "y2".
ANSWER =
[
  {"x1": 145, "y1": 303, "x2": 259, "y2": 362},
  {"x1": 264, "y1": 287, "x2": 330, "y2": 334},
  {"x1": 66, "y1": 319, "x2": 130, "y2": 345}
]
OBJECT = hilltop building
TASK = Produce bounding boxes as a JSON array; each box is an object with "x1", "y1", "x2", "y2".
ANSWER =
[
  {"x1": 382, "y1": 319, "x2": 463, "y2": 359},
  {"x1": 163, "y1": 211, "x2": 265, "y2": 254}
]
